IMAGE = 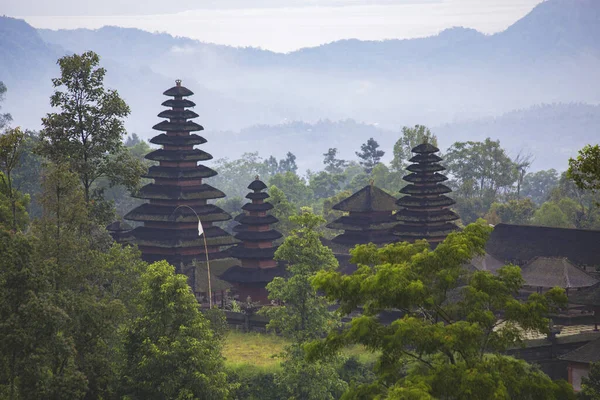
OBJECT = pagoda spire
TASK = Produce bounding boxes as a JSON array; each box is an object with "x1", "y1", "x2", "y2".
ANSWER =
[
  {"x1": 220, "y1": 177, "x2": 284, "y2": 303},
  {"x1": 392, "y1": 142, "x2": 459, "y2": 244},
  {"x1": 124, "y1": 81, "x2": 236, "y2": 285},
  {"x1": 327, "y1": 184, "x2": 397, "y2": 248}
]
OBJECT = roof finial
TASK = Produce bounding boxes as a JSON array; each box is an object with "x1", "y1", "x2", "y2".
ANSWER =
[
  {"x1": 255, "y1": 175, "x2": 260, "y2": 180},
  {"x1": 370, "y1": 179, "x2": 374, "y2": 187},
  {"x1": 175, "y1": 79, "x2": 182, "y2": 87}
]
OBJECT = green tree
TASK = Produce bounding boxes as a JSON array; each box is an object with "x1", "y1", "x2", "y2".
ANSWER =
[
  {"x1": 323, "y1": 148, "x2": 348, "y2": 174},
  {"x1": 522, "y1": 169, "x2": 559, "y2": 205},
  {"x1": 391, "y1": 125, "x2": 438, "y2": 172},
  {"x1": 568, "y1": 144, "x2": 600, "y2": 191},
  {"x1": 309, "y1": 171, "x2": 344, "y2": 200},
  {"x1": 580, "y1": 362, "x2": 600, "y2": 399},
  {"x1": 0, "y1": 81, "x2": 12, "y2": 129},
  {"x1": 38, "y1": 51, "x2": 143, "y2": 217},
  {"x1": 279, "y1": 151, "x2": 298, "y2": 174},
  {"x1": 122, "y1": 260, "x2": 229, "y2": 400},
  {"x1": 269, "y1": 185, "x2": 297, "y2": 239},
  {"x1": 211, "y1": 152, "x2": 270, "y2": 199},
  {"x1": 485, "y1": 198, "x2": 536, "y2": 225},
  {"x1": 269, "y1": 171, "x2": 313, "y2": 206},
  {"x1": 309, "y1": 221, "x2": 573, "y2": 399},
  {"x1": 531, "y1": 202, "x2": 573, "y2": 228},
  {"x1": 356, "y1": 138, "x2": 385, "y2": 174},
  {"x1": 0, "y1": 127, "x2": 28, "y2": 231}
]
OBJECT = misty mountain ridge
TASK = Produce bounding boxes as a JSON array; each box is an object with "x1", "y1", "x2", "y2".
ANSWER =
[{"x1": 0, "y1": 0, "x2": 599, "y2": 172}]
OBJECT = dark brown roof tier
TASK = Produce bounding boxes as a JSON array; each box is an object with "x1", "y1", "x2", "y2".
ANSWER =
[
  {"x1": 141, "y1": 251, "x2": 232, "y2": 266},
  {"x1": 124, "y1": 203, "x2": 231, "y2": 223},
  {"x1": 485, "y1": 224, "x2": 600, "y2": 267},
  {"x1": 396, "y1": 195, "x2": 456, "y2": 209},
  {"x1": 559, "y1": 337, "x2": 600, "y2": 364},
  {"x1": 248, "y1": 179, "x2": 268, "y2": 191},
  {"x1": 145, "y1": 148, "x2": 212, "y2": 162},
  {"x1": 234, "y1": 214, "x2": 279, "y2": 226},
  {"x1": 234, "y1": 230, "x2": 283, "y2": 242},
  {"x1": 332, "y1": 185, "x2": 397, "y2": 213},
  {"x1": 242, "y1": 202, "x2": 274, "y2": 212},
  {"x1": 227, "y1": 246, "x2": 278, "y2": 260},
  {"x1": 143, "y1": 165, "x2": 217, "y2": 180},
  {"x1": 520, "y1": 257, "x2": 598, "y2": 289},
  {"x1": 408, "y1": 153, "x2": 443, "y2": 164},
  {"x1": 331, "y1": 232, "x2": 398, "y2": 245},
  {"x1": 412, "y1": 143, "x2": 440, "y2": 154},
  {"x1": 246, "y1": 192, "x2": 270, "y2": 201},
  {"x1": 163, "y1": 84, "x2": 194, "y2": 97},
  {"x1": 467, "y1": 253, "x2": 506, "y2": 275},
  {"x1": 135, "y1": 183, "x2": 226, "y2": 201},
  {"x1": 327, "y1": 215, "x2": 396, "y2": 231},
  {"x1": 106, "y1": 220, "x2": 133, "y2": 232},
  {"x1": 149, "y1": 133, "x2": 207, "y2": 146},
  {"x1": 131, "y1": 226, "x2": 237, "y2": 248},
  {"x1": 403, "y1": 172, "x2": 448, "y2": 184},
  {"x1": 152, "y1": 121, "x2": 204, "y2": 132},
  {"x1": 162, "y1": 99, "x2": 196, "y2": 108},
  {"x1": 568, "y1": 284, "x2": 600, "y2": 307},
  {"x1": 395, "y1": 208, "x2": 459, "y2": 223},
  {"x1": 220, "y1": 264, "x2": 286, "y2": 284},
  {"x1": 392, "y1": 222, "x2": 459, "y2": 236},
  {"x1": 400, "y1": 184, "x2": 452, "y2": 196},
  {"x1": 406, "y1": 163, "x2": 445, "y2": 173},
  {"x1": 157, "y1": 109, "x2": 200, "y2": 120}
]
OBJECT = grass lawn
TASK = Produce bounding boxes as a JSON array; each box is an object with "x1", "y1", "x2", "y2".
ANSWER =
[{"x1": 223, "y1": 330, "x2": 378, "y2": 370}]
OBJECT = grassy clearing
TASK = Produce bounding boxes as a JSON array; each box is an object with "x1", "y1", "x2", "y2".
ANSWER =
[{"x1": 223, "y1": 330, "x2": 378, "y2": 369}]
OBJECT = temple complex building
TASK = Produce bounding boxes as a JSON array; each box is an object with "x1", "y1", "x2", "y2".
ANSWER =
[
  {"x1": 124, "y1": 81, "x2": 236, "y2": 291},
  {"x1": 392, "y1": 143, "x2": 460, "y2": 244},
  {"x1": 220, "y1": 178, "x2": 284, "y2": 303}
]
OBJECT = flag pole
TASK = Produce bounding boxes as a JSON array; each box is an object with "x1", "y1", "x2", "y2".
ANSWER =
[{"x1": 171, "y1": 205, "x2": 213, "y2": 308}]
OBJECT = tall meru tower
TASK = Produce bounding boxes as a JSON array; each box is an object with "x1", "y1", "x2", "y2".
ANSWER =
[{"x1": 125, "y1": 81, "x2": 236, "y2": 283}]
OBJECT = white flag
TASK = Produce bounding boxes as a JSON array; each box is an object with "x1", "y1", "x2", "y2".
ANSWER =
[{"x1": 198, "y1": 220, "x2": 204, "y2": 236}]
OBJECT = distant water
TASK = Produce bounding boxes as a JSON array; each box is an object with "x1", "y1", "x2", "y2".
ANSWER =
[{"x1": 20, "y1": 0, "x2": 541, "y2": 52}]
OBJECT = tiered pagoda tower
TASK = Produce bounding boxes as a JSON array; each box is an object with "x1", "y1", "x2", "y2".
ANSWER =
[
  {"x1": 392, "y1": 143, "x2": 459, "y2": 244},
  {"x1": 327, "y1": 184, "x2": 397, "y2": 249},
  {"x1": 125, "y1": 81, "x2": 235, "y2": 279},
  {"x1": 221, "y1": 178, "x2": 283, "y2": 303}
]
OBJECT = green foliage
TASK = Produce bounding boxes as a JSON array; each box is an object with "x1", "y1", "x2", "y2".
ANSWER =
[
  {"x1": 211, "y1": 152, "x2": 270, "y2": 199},
  {"x1": 356, "y1": 137, "x2": 385, "y2": 174},
  {"x1": 38, "y1": 51, "x2": 143, "y2": 221},
  {"x1": 269, "y1": 185, "x2": 297, "y2": 238},
  {"x1": 269, "y1": 171, "x2": 314, "y2": 206},
  {"x1": 0, "y1": 127, "x2": 27, "y2": 231},
  {"x1": 531, "y1": 202, "x2": 573, "y2": 228},
  {"x1": 323, "y1": 148, "x2": 348, "y2": 174},
  {"x1": 309, "y1": 170, "x2": 345, "y2": 200},
  {"x1": 264, "y1": 211, "x2": 340, "y2": 342},
  {"x1": 391, "y1": 125, "x2": 438, "y2": 172},
  {"x1": 580, "y1": 362, "x2": 600, "y2": 399},
  {"x1": 485, "y1": 198, "x2": 536, "y2": 225},
  {"x1": 569, "y1": 144, "x2": 600, "y2": 191},
  {"x1": 0, "y1": 81, "x2": 12, "y2": 130},
  {"x1": 522, "y1": 169, "x2": 559, "y2": 205},
  {"x1": 308, "y1": 221, "x2": 572, "y2": 399},
  {"x1": 122, "y1": 261, "x2": 230, "y2": 400}
]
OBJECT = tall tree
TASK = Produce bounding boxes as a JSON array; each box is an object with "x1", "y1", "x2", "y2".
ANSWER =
[
  {"x1": 323, "y1": 148, "x2": 347, "y2": 174},
  {"x1": 279, "y1": 151, "x2": 298, "y2": 174},
  {"x1": 122, "y1": 260, "x2": 230, "y2": 400},
  {"x1": 356, "y1": 137, "x2": 385, "y2": 174},
  {"x1": 0, "y1": 127, "x2": 27, "y2": 231},
  {"x1": 0, "y1": 81, "x2": 12, "y2": 130},
  {"x1": 391, "y1": 125, "x2": 438, "y2": 172},
  {"x1": 309, "y1": 221, "x2": 573, "y2": 399},
  {"x1": 522, "y1": 169, "x2": 559, "y2": 205},
  {"x1": 568, "y1": 144, "x2": 600, "y2": 192},
  {"x1": 38, "y1": 51, "x2": 144, "y2": 214},
  {"x1": 513, "y1": 152, "x2": 533, "y2": 198}
]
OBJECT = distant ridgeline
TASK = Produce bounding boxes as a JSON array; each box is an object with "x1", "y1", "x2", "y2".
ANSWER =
[{"x1": 108, "y1": 83, "x2": 600, "y2": 309}]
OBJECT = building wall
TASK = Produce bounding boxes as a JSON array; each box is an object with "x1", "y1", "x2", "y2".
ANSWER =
[{"x1": 569, "y1": 362, "x2": 589, "y2": 392}]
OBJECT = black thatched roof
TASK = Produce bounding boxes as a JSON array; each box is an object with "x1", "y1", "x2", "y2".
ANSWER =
[
  {"x1": 400, "y1": 184, "x2": 452, "y2": 196},
  {"x1": 403, "y1": 172, "x2": 448, "y2": 184},
  {"x1": 106, "y1": 220, "x2": 133, "y2": 232},
  {"x1": 327, "y1": 214, "x2": 396, "y2": 231},
  {"x1": 486, "y1": 224, "x2": 600, "y2": 267},
  {"x1": 234, "y1": 214, "x2": 279, "y2": 225},
  {"x1": 395, "y1": 209, "x2": 459, "y2": 223},
  {"x1": 406, "y1": 163, "x2": 445, "y2": 173},
  {"x1": 408, "y1": 153, "x2": 443, "y2": 164},
  {"x1": 143, "y1": 165, "x2": 217, "y2": 180},
  {"x1": 124, "y1": 203, "x2": 231, "y2": 223},
  {"x1": 162, "y1": 99, "x2": 196, "y2": 108},
  {"x1": 246, "y1": 192, "x2": 270, "y2": 200},
  {"x1": 242, "y1": 203, "x2": 274, "y2": 212},
  {"x1": 152, "y1": 121, "x2": 204, "y2": 132},
  {"x1": 220, "y1": 264, "x2": 286, "y2": 284},
  {"x1": 560, "y1": 336, "x2": 600, "y2": 364},
  {"x1": 332, "y1": 231, "x2": 398, "y2": 246},
  {"x1": 396, "y1": 195, "x2": 456, "y2": 209},
  {"x1": 135, "y1": 183, "x2": 225, "y2": 201},
  {"x1": 468, "y1": 253, "x2": 506, "y2": 275},
  {"x1": 163, "y1": 83, "x2": 194, "y2": 97},
  {"x1": 149, "y1": 133, "x2": 206, "y2": 146},
  {"x1": 131, "y1": 226, "x2": 237, "y2": 248},
  {"x1": 228, "y1": 246, "x2": 278, "y2": 260},
  {"x1": 157, "y1": 109, "x2": 199, "y2": 120},
  {"x1": 248, "y1": 179, "x2": 268, "y2": 191},
  {"x1": 520, "y1": 257, "x2": 598, "y2": 289},
  {"x1": 234, "y1": 229, "x2": 283, "y2": 242},
  {"x1": 145, "y1": 148, "x2": 212, "y2": 162},
  {"x1": 569, "y1": 284, "x2": 600, "y2": 307},
  {"x1": 332, "y1": 185, "x2": 397, "y2": 213},
  {"x1": 412, "y1": 143, "x2": 439, "y2": 154}
]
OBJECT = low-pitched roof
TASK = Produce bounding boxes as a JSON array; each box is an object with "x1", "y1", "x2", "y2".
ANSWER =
[
  {"x1": 560, "y1": 336, "x2": 600, "y2": 364},
  {"x1": 332, "y1": 185, "x2": 397, "y2": 213},
  {"x1": 521, "y1": 257, "x2": 599, "y2": 289},
  {"x1": 568, "y1": 284, "x2": 600, "y2": 307},
  {"x1": 468, "y1": 253, "x2": 506, "y2": 275},
  {"x1": 486, "y1": 223, "x2": 600, "y2": 267}
]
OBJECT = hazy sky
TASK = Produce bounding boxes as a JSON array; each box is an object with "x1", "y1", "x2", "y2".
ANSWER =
[{"x1": 5, "y1": 0, "x2": 543, "y2": 52}]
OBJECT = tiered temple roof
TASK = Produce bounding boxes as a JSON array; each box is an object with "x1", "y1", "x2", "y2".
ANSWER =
[
  {"x1": 221, "y1": 178, "x2": 284, "y2": 303},
  {"x1": 392, "y1": 143, "x2": 460, "y2": 244},
  {"x1": 520, "y1": 257, "x2": 599, "y2": 290},
  {"x1": 124, "y1": 80, "x2": 235, "y2": 272},
  {"x1": 326, "y1": 184, "x2": 397, "y2": 248}
]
